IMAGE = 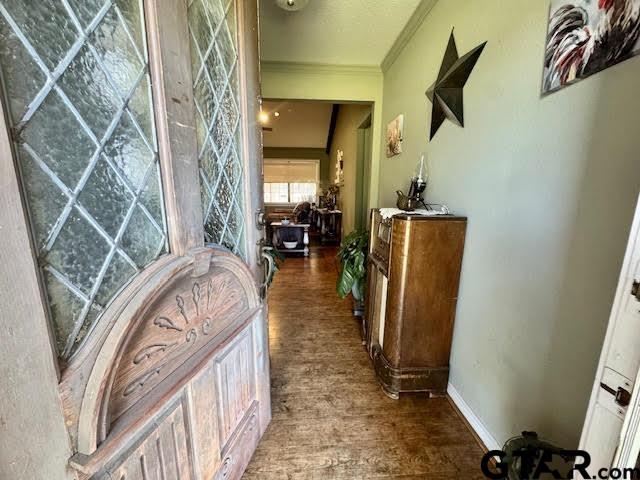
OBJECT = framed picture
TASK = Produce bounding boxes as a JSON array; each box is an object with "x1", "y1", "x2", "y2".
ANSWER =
[
  {"x1": 543, "y1": 0, "x2": 640, "y2": 94},
  {"x1": 386, "y1": 114, "x2": 404, "y2": 158}
]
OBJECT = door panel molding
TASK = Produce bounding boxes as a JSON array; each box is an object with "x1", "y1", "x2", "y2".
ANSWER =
[
  {"x1": 60, "y1": 247, "x2": 259, "y2": 455},
  {"x1": 214, "y1": 328, "x2": 256, "y2": 448},
  {"x1": 64, "y1": 246, "x2": 267, "y2": 480},
  {"x1": 71, "y1": 392, "x2": 195, "y2": 479}
]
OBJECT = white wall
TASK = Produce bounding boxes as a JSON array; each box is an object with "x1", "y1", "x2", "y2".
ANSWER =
[{"x1": 378, "y1": 0, "x2": 640, "y2": 447}]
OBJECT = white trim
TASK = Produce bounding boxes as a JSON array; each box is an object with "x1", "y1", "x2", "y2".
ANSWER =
[
  {"x1": 260, "y1": 61, "x2": 382, "y2": 76},
  {"x1": 447, "y1": 382, "x2": 501, "y2": 451},
  {"x1": 605, "y1": 194, "x2": 640, "y2": 469},
  {"x1": 378, "y1": 275, "x2": 388, "y2": 348},
  {"x1": 381, "y1": 0, "x2": 439, "y2": 72},
  {"x1": 579, "y1": 193, "x2": 640, "y2": 458}
]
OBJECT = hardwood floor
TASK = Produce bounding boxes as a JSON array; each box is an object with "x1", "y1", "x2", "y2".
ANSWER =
[{"x1": 243, "y1": 245, "x2": 487, "y2": 479}]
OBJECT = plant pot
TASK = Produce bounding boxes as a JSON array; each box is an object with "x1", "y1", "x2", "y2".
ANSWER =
[
  {"x1": 352, "y1": 283, "x2": 365, "y2": 317},
  {"x1": 352, "y1": 298, "x2": 365, "y2": 317}
]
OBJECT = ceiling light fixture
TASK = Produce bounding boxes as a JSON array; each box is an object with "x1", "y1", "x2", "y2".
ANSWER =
[
  {"x1": 274, "y1": 111, "x2": 280, "y2": 117},
  {"x1": 276, "y1": 0, "x2": 310, "y2": 12},
  {"x1": 259, "y1": 111, "x2": 269, "y2": 124}
]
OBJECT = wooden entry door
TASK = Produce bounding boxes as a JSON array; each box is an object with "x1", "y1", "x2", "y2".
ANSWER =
[{"x1": 0, "y1": 0, "x2": 268, "y2": 479}]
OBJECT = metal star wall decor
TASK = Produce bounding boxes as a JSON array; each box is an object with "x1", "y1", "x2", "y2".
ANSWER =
[{"x1": 426, "y1": 30, "x2": 487, "y2": 140}]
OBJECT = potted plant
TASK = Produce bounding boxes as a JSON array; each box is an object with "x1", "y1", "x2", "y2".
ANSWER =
[
  {"x1": 336, "y1": 230, "x2": 369, "y2": 316},
  {"x1": 260, "y1": 245, "x2": 284, "y2": 297}
]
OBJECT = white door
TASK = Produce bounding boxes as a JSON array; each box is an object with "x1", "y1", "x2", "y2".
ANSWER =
[{"x1": 580, "y1": 193, "x2": 640, "y2": 473}]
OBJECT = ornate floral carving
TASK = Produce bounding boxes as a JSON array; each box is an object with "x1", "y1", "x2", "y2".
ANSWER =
[
  {"x1": 207, "y1": 278, "x2": 214, "y2": 310},
  {"x1": 185, "y1": 328, "x2": 197, "y2": 344},
  {"x1": 123, "y1": 362, "x2": 167, "y2": 397},
  {"x1": 154, "y1": 316, "x2": 183, "y2": 332},
  {"x1": 133, "y1": 343, "x2": 177, "y2": 364},
  {"x1": 176, "y1": 295, "x2": 188, "y2": 324},
  {"x1": 202, "y1": 318, "x2": 213, "y2": 335},
  {"x1": 192, "y1": 282, "x2": 201, "y2": 316},
  {"x1": 121, "y1": 272, "x2": 246, "y2": 401}
]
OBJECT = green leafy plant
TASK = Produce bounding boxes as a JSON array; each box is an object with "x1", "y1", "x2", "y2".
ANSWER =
[
  {"x1": 336, "y1": 230, "x2": 369, "y2": 300},
  {"x1": 262, "y1": 246, "x2": 285, "y2": 286}
]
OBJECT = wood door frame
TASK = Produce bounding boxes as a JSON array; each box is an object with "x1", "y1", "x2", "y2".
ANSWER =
[
  {"x1": 145, "y1": 0, "x2": 263, "y2": 275},
  {"x1": 355, "y1": 113, "x2": 372, "y2": 231},
  {"x1": 0, "y1": 0, "x2": 263, "y2": 477},
  {"x1": 143, "y1": 0, "x2": 263, "y2": 270},
  {"x1": 144, "y1": 0, "x2": 205, "y2": 257},
  {"x1": 237, "y1": 0, "x2": 265, "y2": 283}
]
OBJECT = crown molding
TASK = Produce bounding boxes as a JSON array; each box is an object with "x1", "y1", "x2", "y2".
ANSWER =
[
  {"x1": 261, "y1": 61, "x2": 382, "y2": 76},
  {"x1": 381, "y1": 0, "x2": 439, "y2": 73}
]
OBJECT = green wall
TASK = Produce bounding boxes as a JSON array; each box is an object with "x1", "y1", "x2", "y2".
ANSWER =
[
  {"x1": 379, "y1": 0, "x2": 640, "y2": 447},
  {"x1": 261, "y1": 62, "x2": 384, "y2": 216},
  {"x1": 329, "y1": 105, "x2": 371, "y2": 235},
  {"x1": 263, "y1": 147, "x2": 330, "y2": 186}
]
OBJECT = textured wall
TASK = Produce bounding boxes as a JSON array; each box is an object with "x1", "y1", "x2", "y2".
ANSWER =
[
  {"x1": 378, "y1": 0, "x2": 640, "y2": 447},
  {"x1": 259, "y1": 0, "x2": 421, "y2": 65}
]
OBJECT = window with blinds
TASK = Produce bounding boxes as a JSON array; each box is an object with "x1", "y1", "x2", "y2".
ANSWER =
[{"x1": 264, "y1": 159, "x2": 319, "y2": 204}]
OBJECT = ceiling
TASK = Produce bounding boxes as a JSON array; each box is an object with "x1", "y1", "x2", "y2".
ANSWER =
[
  {"x1": 262, "y1": 101, "x2": 334, "y2": 149},
  {"x1": 259, "y1": 0, "x2": 423, "y2": 66}
]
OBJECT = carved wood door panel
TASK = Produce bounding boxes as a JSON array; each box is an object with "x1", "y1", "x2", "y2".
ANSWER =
[
  {"x1": 64, "y1": 254, "x2": 269, "y2": 480},
  {"x1": 0, "y1": 0, "x2": 267, "y2": 478}
]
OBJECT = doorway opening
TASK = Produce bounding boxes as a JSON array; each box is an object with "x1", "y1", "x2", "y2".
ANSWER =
[{"x1": 261, "y1": 99, "x2": 373, "y2": 258}]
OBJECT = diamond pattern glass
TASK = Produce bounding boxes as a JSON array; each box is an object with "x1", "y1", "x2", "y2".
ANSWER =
[
  {"x1": 188, "y1": 0, "x2": 246, "y2": 258},
  {"x1": 66, "y1": 0, "x2": 104, "y2": 29},
  {"x1": 0, "y1": 0, "x2": 167, "y2": 359},
  {"x1": 58, "y1": 44, "x2": 121, "y2": 139}
]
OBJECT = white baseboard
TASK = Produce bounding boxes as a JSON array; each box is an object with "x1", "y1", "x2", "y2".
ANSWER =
[{"x1": 448, "y1": 382, "x2": 501, "y2": 451}]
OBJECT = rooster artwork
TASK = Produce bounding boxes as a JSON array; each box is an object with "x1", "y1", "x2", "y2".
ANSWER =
[{"x1": 543, "y1": 0, "x2": 640, "y2": 93}]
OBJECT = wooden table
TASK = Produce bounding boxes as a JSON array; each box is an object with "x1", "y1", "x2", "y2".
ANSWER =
[{"x1": 270, "y1": 222, "x2": 310, "y2": 256}]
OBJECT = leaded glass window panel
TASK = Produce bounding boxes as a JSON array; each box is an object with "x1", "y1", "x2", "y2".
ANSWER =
[
  {"x1": 0, "y1": 0, "x2": 167, "y2": 359},
  {"x1": 188, "y1": 0, "x2": 246, "y2": 260}
]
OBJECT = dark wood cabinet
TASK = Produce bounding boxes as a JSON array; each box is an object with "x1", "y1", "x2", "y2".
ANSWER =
[
  {"x1": 364, "y1": 209, "x2": 467, "y2": 398},
  {"x1": 312, "y1": 209, "x2": 342, "y2": 244}
]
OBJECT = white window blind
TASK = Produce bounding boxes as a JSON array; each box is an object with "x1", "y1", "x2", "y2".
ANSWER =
[{"x1": 264, "y1": 160, "x2": 319, "y2": 184}]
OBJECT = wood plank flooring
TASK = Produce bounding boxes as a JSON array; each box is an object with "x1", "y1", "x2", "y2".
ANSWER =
[{"x1": 243, "y1": 245, "x2": 486, "y2": 479}]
